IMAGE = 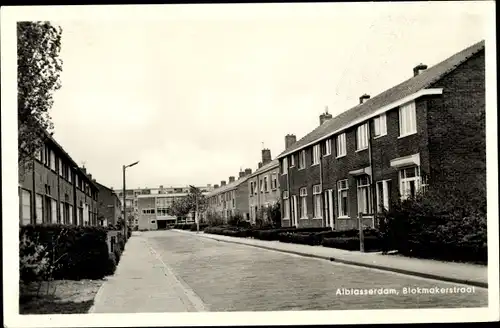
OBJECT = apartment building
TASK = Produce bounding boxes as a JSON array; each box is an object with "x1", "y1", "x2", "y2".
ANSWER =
[
  {"x1": 247, "y1": 149, "x2": 281, "y2": 224},
  {"x1": 114, "y1": 184, "x2": 213, "y2": 228},
  {"x1": 136, "y1": 185, "x2": 212, "y2": 230},
  {"x1": 95, "y1": 182, "x2": 121, "y2": 226},
  {"x1": 277, "y1": 40, "x2": 485, "y2": 230},
  {"x1": 205, "y1": 169, "x2": 253, "y2": 221},
  {"x1": 18, "y1": 133, "x2": 99, "y2": 226}
]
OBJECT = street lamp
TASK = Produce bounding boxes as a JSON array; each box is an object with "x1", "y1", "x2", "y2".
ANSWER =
[{"x1": 123, "y1": 161, "x2": 139, "y2": 238}]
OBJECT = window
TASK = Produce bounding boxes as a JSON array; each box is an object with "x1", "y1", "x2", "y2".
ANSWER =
[
  {"x1": 290, "y1": 154, "x2": 295, "y2": 167},
  {"x1": 59, "y1": 158, "x2": 64, "y2": 176},
  {"x1": 250, "y1": 181, "x2": 254, "y2": 195},
  {"x1": 373, "y1": 113, "x2": 387, "y2": 137},
  {"x1": 356, "y1": 123, "x2": 369, "y2": 151},
  {"x1": 35, "y1": 194, "x2": 43, "y2": 224},
  {"x1": 283, "y1": 191, "x2": 290, "y2": 219},
  {"x1": 298, "y1": 150, "x2": 306, "y2": 169},
  {"x1": 337, "y1": 180, "x2": 348, "y2": 217},
  {"x1": 325, "y1": 139, "x2": 332, "y2": 156},
  {"x1": 399, "y1": 101, "x2": 417, "y2": 137},
  {"x1": 299, "y1": 187, "x2": 307, "y2": 218},
  {"x1": 356, "y1": 176, "x2": 373, "y2": 215},
  {"x1": 35, "y1": 148, "x2": 42, "y2": 161},
  {"x1": 313, "y1": 185, "x2": 322, "y2": 218},
  {"x1": 264, "y1": 176, "x2": 269, "y2": 192},
  {"x1": 271, "y1": 174, "x2": 277, "y2": 190},
  {"x1": 399, "y1": 166, "x2": 421, "y2": 200},
  {"x1": 50, "y1": 150, "x2": 56, "y2": 171},
  {"x1": 68, "y1": 204, "x2": 73, "y2": 224},
  {"x1": 282, "y1": 157, "x2": 288, "y2": 175},
  {"x1": 376, "y1": 180, "x2": 392, "y2": 212},
  {"x1": 51, "y1": 199, "x2": 57, "y2": 223},
  {"x1": 312, "y1": 144, "x2": 320, "y2": 165},
  {"x1": 67, "y1": 166, "x2": 72, "y2": 183},
  {"x1": 336, "y1": 133, "x2": 346, "y2": 157},
  {"x1": 21, "y1": 189, "x2": 31, "y2": 225},
  {"x1": 60, "y1": 202, "x2": 65, "y2": 224}
]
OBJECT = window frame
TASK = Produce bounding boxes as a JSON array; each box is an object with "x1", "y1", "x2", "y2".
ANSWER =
[
  {"x1": 336, "y1": 133, "x2": 347, "y2": 158},
  {"x1": 312, "y1": 144, "x2": 320, "y2": 165},
  {"x1": 399, "y1": 166, "x2": 421, "y2": 200},
  {"x1": 399, "y1": 101, "x2": 417, "y2": 138},
  {"x1": 298, "y1": 150, "x2": 306, "y2": 169},
  {"x1": 356, "y1": 175, "x2": 373, "y2": 216},
  {"x1": 282, "y1": 157, "x2": 289, "y2": 175},
  {"x1": 299, "y1": 187, "x2": 308, "y2": 219},
  {"x1": 324, "y1": 139, "x2": 332, "y2": 156},
  {"x1": 356, "y1": 123, "x2": 369, "y2": 151},
  {"x1": 373, "y1": 113, "x2": 387, "y2": 138},
  {"x1": 337, "y1": 179, "x2": 349, "y2": 218}
]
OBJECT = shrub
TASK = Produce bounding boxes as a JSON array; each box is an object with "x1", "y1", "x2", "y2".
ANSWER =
[
  {"x1": 190, "y1": 223, "x2": 209, "y2": 231},
  {"x1": 105, "y1": 253, "x2": 117, "y2": 275},
  {"x1": 20, "y1": 224, "x2": 112, "y2": 280},
  {"x1": 228, "y1": 212, "x2": 245, "y2": 227},
  {"x1": 322, "y1": 236, "x2": 382, "y2": 251}
]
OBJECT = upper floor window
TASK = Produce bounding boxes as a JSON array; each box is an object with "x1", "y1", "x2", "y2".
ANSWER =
[
  {"x1": 264, "y1": 176, "x2": 269, "y2": 192},
  {"x1": 49, "y1": 149, "x2": 56, "y2": 171},
  {"x1": 298, "y1": 150, "x2": 306, "y2": 169},
  {"x1": 399, "y1": 101, "x2": 417, "y2": 137},
  {"x1": 35, "y1": 148, "x2": 42, "y2": 161},
  {"x1": 282, "y1": 157, "x2": 288, "y2": 175},
  {"x1": 356, "y1": 123, "x2": 369, "y2": 151},
  {"x1": 271, "y1": 174, "x2": 277, "y2": 190},
  {"x1": 312, "y1": 144, "x2": 320, "y2": 165},
  {"x1": 260, "y1": 179, "x2": 264, "y2": 193},
  {"x1": 290, "y1": 154, "x2": 295, "y2": 167},
  {"x1": 336, "y1": 133, "x2": 346, "y2": 157},
  {"x1": 373, "y1": 113, "x2": 387, "y2": 138},
  {"x1": 325, "y1": 139, "x2": 332, "y2": 156}
]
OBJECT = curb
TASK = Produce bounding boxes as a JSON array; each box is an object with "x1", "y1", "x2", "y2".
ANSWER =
[
  {"x1": 87, "y1": 279, "x2": 107, "y2": 313},
  {"x1": 173, "y1": 230, "x2": 488, "y2": 289}
]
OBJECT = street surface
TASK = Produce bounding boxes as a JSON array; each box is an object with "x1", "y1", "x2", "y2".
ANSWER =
[{"x1": 145, "y1": 230, "x2": 488, "y2": 311}]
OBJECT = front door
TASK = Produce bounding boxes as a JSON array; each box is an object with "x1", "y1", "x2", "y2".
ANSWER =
[{"x1": 291, "y1": 195, "x2": 298, "y2": 227}]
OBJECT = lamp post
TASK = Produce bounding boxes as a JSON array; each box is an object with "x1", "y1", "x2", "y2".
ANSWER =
[
  {"x1": 123, "y1": 161, "x2": 139, "y2": 238},
  {"x1": 189, "y1": 185, "x2": 199, "y2": 233}
]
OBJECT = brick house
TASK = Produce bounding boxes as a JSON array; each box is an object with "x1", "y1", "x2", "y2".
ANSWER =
[
  {"x1": 247, "y1": 149, "x2": 281, "y2": 224},
  {"x1": 277, "y1": 40, "x2": 485, "y2": 230},
  {"x1": 18, "y1": 133, "x2": 100, "y2": 226},
  {"x1": 95, "y1": 182, "x2": 121, "y2": 226},
  {"x1": 205, "y1": 169, "x2": 253, "y2": 222}
]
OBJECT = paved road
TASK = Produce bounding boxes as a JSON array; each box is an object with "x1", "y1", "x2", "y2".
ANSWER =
[{"x1": 145, "y1": 230, "x2": 488, "y2": 311}]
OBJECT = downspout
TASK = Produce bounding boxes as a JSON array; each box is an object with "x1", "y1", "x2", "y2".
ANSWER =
[
  {"x1": 368, "y1": 122, "x2": 377, "y2": 228},
  {"x1": 32, "y1": 158, "x2": 36, "y2": 224},
  {"x1": 319, "y1": 148, "x2": 324, "y2": 227},
  {"x1": 286, "y1": 158, "x2": 292, "y2": 227}
]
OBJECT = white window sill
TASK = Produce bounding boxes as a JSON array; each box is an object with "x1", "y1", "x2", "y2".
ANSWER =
[
  {"x1": 373, "y1": 133, "x2": 387, "y2": 140},
  {"x1": 324, "y1": 153, "x2": 332, "y2": 157},
  {"x1": 336, "y1": 154, "x2": 346, "y2": 159},
  {"x1": 299, "y1": 217, "x2": 309, "y2": 220},
  {"x1": 337, "y1": 216, "x2": 350, "y2": 219},
  {"x1": 298, "y1": 167, "x2": 305, "y2": 171},
  {"x1": 311, "y1": 163, "x2": 320, "y2": 167},
  {"x1": 282, "y1": 218, "x2": 290, "y2": 220},
  {"x1": 355, "y1": 147, "x2": 368, "y2": 153},
  {"x1": 398, "y1": 131, "x2": 417, "y2": 139},
  {"x1": 312, "y1": 217, "x2": 323, "y2": 220}
]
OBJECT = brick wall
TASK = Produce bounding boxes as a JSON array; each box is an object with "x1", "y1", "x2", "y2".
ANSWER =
[{"x1": 426, "y1": 49, "x2": 485, "y2": 203}]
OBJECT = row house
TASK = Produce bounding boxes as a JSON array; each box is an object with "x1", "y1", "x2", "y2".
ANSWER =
[
  {"x1": 19, "y1": 133, "x2": 100, "y2": 226},
  {"x1": 205, "y1": 169, "x2": 253, "y2": 221},
  {"x1": 95, "y1": 182, "x2": 121, "y2": 227},
  {"x1": 277, "y1": 40, "x2": 485, "y2": 230},
  {"x1": 247, "y1": 149, "x2": 281, "y2": 224}
]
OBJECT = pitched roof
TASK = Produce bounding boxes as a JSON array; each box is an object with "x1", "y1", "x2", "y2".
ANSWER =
[
  {"x1": 277, "y1": 40, "x2": 485, "y2": 159},
  {"x1": 248, "y1": 159, "x2": 279, "y2": 178},
  {"x1": 206, "y1": 175, "x2": 249, "y2": 197}
]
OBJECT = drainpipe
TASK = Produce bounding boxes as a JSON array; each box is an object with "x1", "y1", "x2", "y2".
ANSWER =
[
  {"x1": 368, "y1": 122, "x2": 376, "y2": 229},
  {"x1": 319, "y1": 148, "x2": 325, "y2": 228},
  {"x1": 286, "y1": 159, "x2": 292, "y2": 227},
  {"x1": 32, "y1": 158, "x2": 36, "y2": 224}
]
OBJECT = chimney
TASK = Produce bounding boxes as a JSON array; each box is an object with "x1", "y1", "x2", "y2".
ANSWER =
[
  {"x1": 285, "y1": 134, "x2": 297, "y2": 149},
  {"x1": 258, "y1": 162, "x2": 263, "y2": 169},
  {"x1": 214, "y1": 184, "x2": 219, "y2": 189},
  {"x1": 229, "y1": 176, "x2": 235, "y2": 183},
  {"x1": 261, "y1": 148, "x2": 272, "y2": 165},
  {"x1": 239, "y1": 170, "x2": 245, "y2": 179},
  {"x1": 245, "y1": 168, "x2": 252, "y2": 176},
  {"x1": 359, "y1": 94, "x2": 370, "y2": 104},
  {"x1": 88, "y1": 173, "x2": 92, "y2": 180},
  {"x1": 413, "y1": 63, "x2": 428, "y2": 76},
  {"x1": 160, "y1": 185, "x2": 163, "y2": 189},
  {"x1": 221, "y1": 180, "x2": 226, "y2": 186},
  {"x1": 319, "y1": 106, "x2": 333, "y2": 125},
  {"x1": 81, "y1": 167, "x2": 87, "y2": 174}
]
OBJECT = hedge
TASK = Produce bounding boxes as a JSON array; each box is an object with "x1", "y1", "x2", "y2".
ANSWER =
[
  {"x1": 322, "y1": 236, "x2": 382, "y2": 251},
  {"x1": 190, "y1": 223, "x2": 209, "y2": 231},
  {"x1": 173, "y1": 223, "x2": 193, "y2": 230},
  {"x1": 20, "y1": 224, "x2": 116, "y2": 282}
]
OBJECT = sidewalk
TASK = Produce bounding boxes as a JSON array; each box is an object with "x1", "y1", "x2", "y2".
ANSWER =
[
  {"x1": 89, "y1": 232, "x2": 207, "y2": 313},
  {"x1": 173, "y1": 229, "x2": 488, "y2": 288}
]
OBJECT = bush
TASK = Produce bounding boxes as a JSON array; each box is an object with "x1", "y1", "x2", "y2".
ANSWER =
[
  {"x1": 190, "y1": 223, "x2": 209, "y2": 231},
  {"x1": 105, "y1": 253, "x2": 117, "y2": 275},
  {"x1": 379, "y1": 189, "x2": 487, "y2": 263},
  {"x1": 20, "y1": 224, "x2": 112, "y2": 280},
  {"x1": 322, "y1": 236, "x2": 382, "y2": 251}
]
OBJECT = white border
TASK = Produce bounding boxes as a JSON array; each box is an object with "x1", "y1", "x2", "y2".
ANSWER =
[{"x1": 2, "y1": 3, "x2": 499, "y2": 327}]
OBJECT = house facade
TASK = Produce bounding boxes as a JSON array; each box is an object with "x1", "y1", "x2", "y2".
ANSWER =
[
  {"x1": 205, "y1": 169, "x2": 253, "y2": 222},
  {"x1": 18, "y1": 134, "x2": 99, "y2": 226},
  {"x1": 277, "y1": 40, "x2": 485, "y2": 230},
  {"x1": 136, "y1": 186, "x2": 212, "y2": 230},
  {"x1": 247, "y1": 149, "x2": 281, "y2": 224},
  {"x1": 96, "y1": 182, "x2": 121, "y2": 226}
]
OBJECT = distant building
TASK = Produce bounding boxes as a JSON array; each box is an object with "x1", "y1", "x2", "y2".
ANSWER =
[
  {"x1": 135, "y1": 185, "x2": 212, "y2": 230},
  {"x1": 205, "y1": 169, "x2": 253, "y2": 222},
  {"x1": 95, "y1": 182, "x2": 121, "y2": 226},
  {"x1": 18, "y1": 132, "x2": 99, "y2": 226},
  {"x1": 247, "y1": 148, "x2": 281, "y2": 224},
  {"x1": 277, "y1": 40, "x2": 485, "y2": 230}
]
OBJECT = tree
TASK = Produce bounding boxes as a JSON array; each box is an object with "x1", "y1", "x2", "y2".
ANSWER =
[
  {"x1": 168, "y1": 186, "x2": 207, "y2": 221},
  {"x1": 18, "y1": 22, "x2": 63, "y2": 175}
]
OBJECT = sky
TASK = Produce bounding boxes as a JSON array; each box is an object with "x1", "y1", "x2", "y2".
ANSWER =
[{"x1": 45, "y1": 2, "x2": 490, "y2": 190}]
